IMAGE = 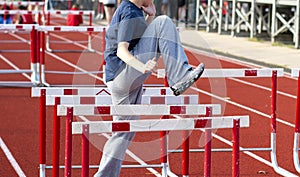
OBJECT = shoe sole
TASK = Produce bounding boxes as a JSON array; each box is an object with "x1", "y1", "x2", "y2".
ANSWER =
[{"x1": 171, "y1": 65, "x2": 204, "y2": 96}]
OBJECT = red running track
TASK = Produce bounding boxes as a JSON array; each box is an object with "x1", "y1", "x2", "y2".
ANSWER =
[{"x1": 0, "y1": 16, "x2": 299, "y2": 177}]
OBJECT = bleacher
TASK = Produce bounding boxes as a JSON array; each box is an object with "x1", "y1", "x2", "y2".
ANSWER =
[{"x1": 195, "y1": 0, "x2": 300, "y2": 48}]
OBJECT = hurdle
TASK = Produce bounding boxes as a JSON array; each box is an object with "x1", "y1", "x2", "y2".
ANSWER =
[
  {"x1": 0, "y1": 24, "x2": 41, "y2": 86},
  {"x1": 0, "y1": 1, "x2": 45, "y2": 6},
  {"x1": 44, "y1": 10, "x2": 96, "y2": 52},
  {"x1": 35, "y1": 25, "x2": 106, "y2": 86},
  {"x1": 0, "y1": 1, "x2": 44, "y2": 23},
  {"x1": 0, "y1": 15, "x2": 41, "y2": 53},
  {"x1": 57, "y1": 104, "x2": 249, "y2": 177},
  {"x1": 158, "y1": 68, "x2": 292, "y2": 176},
  {"x1": 34, "y1": 86, "x2": 223, "y2": 177},
  {"x1": 291, "y1": 68, "x2": 300, "y2": 173}
]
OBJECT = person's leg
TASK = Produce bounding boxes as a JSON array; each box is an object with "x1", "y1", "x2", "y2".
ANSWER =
[
  {"x1": 104, "y1": 5, "x2": 115, "y2": 25},
  {"x1": 134, "y1": 15, "x2": 199, "y2": 86},
  {"x1": 94, "y1": 80, "x2": 144, "y2": 177}
]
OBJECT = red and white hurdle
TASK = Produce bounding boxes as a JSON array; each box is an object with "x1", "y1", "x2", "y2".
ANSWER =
[
  {"x1": 157, "y1": 68, "x2": 290, "y2": 176},
  {"x1": 57, "y1": 104, "x2": 248, "y2": 177},
  {"x1": 37, "y1": 25, "x2": 106, "y2": 85},
  {"x1": 44, "y1": 10, "x2": 97, "y2": 52},
  {"x1": 0, "y1": 1, "x2": 44, "y2": 23},
  {"x1": 33, "y1": 86, "x2": 223, "y2": 177},
  {"x1": 0, "y1": 24, "x2": 106, "y2": 86},
  {"x1": 0, "y1": 24, "x2": 41, "y2": 86},
  {"x1": 0, "y1": 1, "x2": 45, "y2": 6}
]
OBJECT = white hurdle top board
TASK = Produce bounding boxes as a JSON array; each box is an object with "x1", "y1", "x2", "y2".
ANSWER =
[
  {"x1": 46, "y1": 10, "x2": 94, "y2": 15},
  {"x1": 45, "y1": 95, "x2": 199, "y2": 105},
  {"x1": 57, "y1": 104, "x2": 221, "y2": 116},
  {"x1": 157, "y1": 68, "x2": 284, "y2": 78},
  {"x1": 72, "y1": 115, "x2": 250, "y2": 134},
  {"x1": 291, "y1": 68, "x2": 300, "y2": 77},
  {"x1": 32, "y1": 87, "x2": 174, "y2": 97}
]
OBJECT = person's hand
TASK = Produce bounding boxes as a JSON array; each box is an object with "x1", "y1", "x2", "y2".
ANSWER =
[
  {"x1": 141, "y1": 2, "x2": 156, "y2": 16},
  {"x1": 144, "y1": 58, "x2": 157, "y2": 73}
]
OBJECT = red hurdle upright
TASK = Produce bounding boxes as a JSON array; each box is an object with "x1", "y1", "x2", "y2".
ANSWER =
[
  {"x1": 204, "y1": 107, "x2": 212, "y2": 177},
  {"x1": 293, "y1": 69, "x2": 300, "y2": 173},
  {"x1": 65, "y1": 107, "x2": 73, "y2": 177},
  {"x1": 39, "y1": 89, "x2": 46, "y2": 177},
  {"x1": 52, "y1": 97, "x2": 60, "y2": 177}
]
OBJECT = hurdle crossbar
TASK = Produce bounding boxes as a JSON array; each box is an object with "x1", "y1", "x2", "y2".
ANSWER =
[
  {"x1": 0, "y1": 24, "x2": 38, "y2": 30},
  {"x1": 0, "y1": 10, "x2": 41, "y2": 15},
  {"x1": 32, "y1": 87, "x2": 173, "y2": 97},
  {"x1": 71, "y1": 116, "x2": 250, "y2": 134},
  {"x1": 57, "y1": 104, "x2": 222, "y2": 116},
  {"x1": 157, "y1": 68, "x2": 284, "y2": 78},
  {"x1": 0, "y1": 1, "x2": 45, "y2": 6},
  {"x1": 38, "y1": 26, "x2": 105, "y2": 32},
  {"x1": 44, "y1": 94, "x2": 199, "y2": 105}
]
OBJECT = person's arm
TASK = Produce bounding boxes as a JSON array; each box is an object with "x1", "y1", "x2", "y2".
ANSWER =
[{"x1": 117, "y1": 42, "x2": 157, "y2": 73}]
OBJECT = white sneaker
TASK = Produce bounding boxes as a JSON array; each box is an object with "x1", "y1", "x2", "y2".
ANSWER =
[{"x1": 170, "y1": 63, "x2": 205, "y2": 96}]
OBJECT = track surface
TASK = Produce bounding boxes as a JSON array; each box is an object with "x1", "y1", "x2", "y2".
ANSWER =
[{"x1": 0, "y1": 16, "x2": 299, "y2": 177}]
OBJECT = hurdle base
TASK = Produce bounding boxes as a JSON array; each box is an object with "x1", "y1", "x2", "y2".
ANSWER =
[{"x1": 39, "y1": 164, "x2": 46, "y2": 177}]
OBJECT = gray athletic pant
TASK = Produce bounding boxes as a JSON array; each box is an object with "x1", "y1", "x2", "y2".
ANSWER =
[{"x1": 94, "y1": 15, "x2": 192, "y2": 177}]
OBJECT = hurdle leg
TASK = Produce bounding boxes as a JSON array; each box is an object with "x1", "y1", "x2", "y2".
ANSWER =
[
  {"x1": 82, "y1": 124, "x2": 89, "y2": 177},
  {"x1": 204, "y1": 107, "x2": 212, "y2": 177},
  {"x1": 160, "y1": 115, "x2": 168, "y2": 177},
  {"x1": 65, "y1": 107, "x2": 73, "y2": 177},
  {"x1": 293, "y1": 133, "x2": 300, "y2": 173},
  {"x1": 270, "y1": 70, "x2": 281, "y2": 174},
  {"x1": 40, "y1": 31, "x2": 49, "y2": 86},
  {"x1": 293, "y1": 71, "x2": 300, "y2": 173},
  {"x1": 46, "y1": 12, "x2": 52, "y2": 52},
  {"x1": 88, "y1": 12, "x2": 95, "y2": 52},
  {"x1": 30, "y1": 27, "x2": 39, "y2": 85},
  {"x1": 39, "y1": 89, "x2": 46, "y2": 177},
  {"x1": 232, "y1": 119, "x2": 240, "y2": 177},
  {"x1": 52, "y1": 97, "x2": 60, "y2": 177},
  {"x1": 182, "y1": 130, "x2": 189, "y2": 177},
  {"x1": 36, "y1": 29, "x2": 41, "y2": 85}
]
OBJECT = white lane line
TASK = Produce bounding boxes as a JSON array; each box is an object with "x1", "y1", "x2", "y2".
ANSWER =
[
  {"x1": 192, "y1": 87, "x2": 295, "y2": 127},
  {"x1": 45, "y1": 51, "x2": 104, "y2": 82},
  {"x1": 0, "y1": 137, "x2": 26, "y2": 177},
  {"x1": 9, "y1": 32, "x2": 31, "y2": 44},
  {"x1": 0, "y1": 54, "x2": 31, "y2": 80},
  {"x1": 229, "y1": 77, "x2": 296, "y2": 99},
  {"x1": 211, "y1": 133, "x2": 298, "y2": 176}
]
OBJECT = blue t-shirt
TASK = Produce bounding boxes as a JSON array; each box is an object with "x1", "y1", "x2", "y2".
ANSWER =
[{"x1": 104, "y1": 0, "x2": 147, "y2": 82}]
